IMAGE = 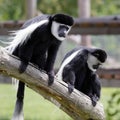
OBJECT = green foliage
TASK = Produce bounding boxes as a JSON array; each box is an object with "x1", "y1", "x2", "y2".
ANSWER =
[
  {"x1": 106, "y1": 90, "x2": 120, "y2": 120},
  {"x1": 91, "y1": 0, "x2": 120, "y2": 16},
  {"x1": 0, "y1": 0, "x2": 25, "y2": 20},
  {"x1": 37, "y1": 0, "x2": 78, "y2": 17},
  {"x1": 0, "y1": 0, "x2": 120, "y2": 20},
  {"x1": 100, "y1": 88, "x2": 120, "y2": 120}
]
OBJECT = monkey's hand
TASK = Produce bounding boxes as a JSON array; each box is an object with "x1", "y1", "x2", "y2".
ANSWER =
[
  {"x1": 91, "y1": 97, "x2": 97, "y2": 107},
  {"x1": 68, "y1": 83, "x2": 74, "y2": 93},
  {"x1": 89, "y1": 94, "x2": 98, "y2": 107},
  {"x1": 19, "y1": 61, "x2": 28, "y2": 73},
  {"x1": 47, "y1": 72, "x2": 54, "y2": 86}
]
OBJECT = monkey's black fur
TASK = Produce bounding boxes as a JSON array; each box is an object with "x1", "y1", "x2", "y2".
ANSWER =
[
  {"x1": 7, "y1": 13, "x2": 73, "y2": 119},
  {"x1": 57, "y1": 47, "x2": 107, "y2": 106}
]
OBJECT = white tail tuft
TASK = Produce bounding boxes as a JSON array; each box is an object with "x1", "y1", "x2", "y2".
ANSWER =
[
  {"x1": 5, "y1": 19, "x2": 48, "y2": 54},
  {"x1": 12, "y1": 100, "x2": 24, "y2": 120}
]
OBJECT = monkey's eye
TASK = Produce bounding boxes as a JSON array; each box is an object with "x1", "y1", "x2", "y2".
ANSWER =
[{"x1": 59, "y1": 25, "x2": 69, "y2": 31}]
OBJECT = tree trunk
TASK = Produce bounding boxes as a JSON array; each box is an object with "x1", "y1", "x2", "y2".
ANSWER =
[{"x1": 0, "y1": 47, "x2": 105, "y2": 120}]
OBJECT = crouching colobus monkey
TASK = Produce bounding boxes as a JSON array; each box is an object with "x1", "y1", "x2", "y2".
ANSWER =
[
  {"x1": 56, "y1": 47, "x2": 107, "y2": 106},
  {"x1": 5, "y1": 13, "x2": 74, "y2": 120}
]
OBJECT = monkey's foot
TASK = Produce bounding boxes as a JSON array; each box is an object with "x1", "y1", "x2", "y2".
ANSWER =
[
  {"x1": 91, "y1": 96, "x2": 97, "y2": 107},
  {"x1": 68, "y1": 83, "x2": 74, "y2": 93},
  {"x1": 48, "y1": 73, "x2": 54, "y2": 86},
  {"x1": 19, "y1": 61, "x2": 28, "y2": 73}
]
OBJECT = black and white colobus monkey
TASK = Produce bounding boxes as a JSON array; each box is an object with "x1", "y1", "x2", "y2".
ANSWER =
[
  {"x1": 56, "y1": 47, "x2": 107, "y2": 106},
  {"x1": 6, "y1": 13, "x2": 74, "y2": 120}
]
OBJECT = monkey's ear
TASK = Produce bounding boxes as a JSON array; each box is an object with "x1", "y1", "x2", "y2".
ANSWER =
[
  {"x1": 51, "y1": 14, "x2": 58, "y2": 21},
  {"x1": 49, "y1": 15, "x2": 54, "y2": 21}
]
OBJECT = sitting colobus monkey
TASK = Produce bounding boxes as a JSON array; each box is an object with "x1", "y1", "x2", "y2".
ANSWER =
[
  {"x1": 5, "y1": 13, "x2": 74, "y2": 120},
  {"x1": 56, "y1": 47, "x2": 107, "y2": 106}
]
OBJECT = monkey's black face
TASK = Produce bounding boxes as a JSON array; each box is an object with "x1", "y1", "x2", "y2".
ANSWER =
[
  {"x1": 92, "y1": 63, "x2": 101, "y2": 69},
  {"x1": 87, "y1": 49, "x2": 107, "y2": 71},
  {"x1": 51, "y1": 13, "x2": 74, "y2": 41},
  {"x1": 58, "y1": 25, "x2": 70, "y2": 37},
  {"x1": 87, "y1": 54, "x2": 102, "y2": 71},
  {"x1": 51, "y1": 21, "x2": 71, "y2": 41}
]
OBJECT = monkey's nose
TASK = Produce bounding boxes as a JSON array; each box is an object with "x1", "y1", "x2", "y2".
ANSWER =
[
  {"x1": 93, "y1": 64, "x2": 99, "y2": 69},
  {"x1": 58, "y1": 32, "x2": 66, "y2": 37}
]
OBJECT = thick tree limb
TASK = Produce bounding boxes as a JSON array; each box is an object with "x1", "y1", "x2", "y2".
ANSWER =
[{"x1": 0, "y1": 47, "x2": 105, "y2": 120}]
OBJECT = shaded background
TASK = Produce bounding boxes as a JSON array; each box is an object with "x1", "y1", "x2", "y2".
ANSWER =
[{"x1": 0, "y1": 0, "x2": 120, "y2": 120}]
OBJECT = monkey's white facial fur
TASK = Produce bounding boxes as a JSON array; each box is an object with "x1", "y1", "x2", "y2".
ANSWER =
[
  {"x1": 87, "y1": 54, "x2": 102, "y2": 72},
  {"x1": 51, "y1": 21, "x2": 71, "y2": 41}
]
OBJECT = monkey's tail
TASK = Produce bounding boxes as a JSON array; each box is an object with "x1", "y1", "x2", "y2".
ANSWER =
[{"x1": 12, "y1": 81, "x2": 25, "y2": 120}]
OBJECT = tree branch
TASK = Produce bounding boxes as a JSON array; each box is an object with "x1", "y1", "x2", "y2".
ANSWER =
[{"x1": 0, "y1": 47, "x2": 105, "y2": 120}]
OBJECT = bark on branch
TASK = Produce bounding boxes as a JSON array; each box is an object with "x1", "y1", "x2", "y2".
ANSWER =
[{"x1": 0, "y1": 47, "x2": 105, "y2": 120}]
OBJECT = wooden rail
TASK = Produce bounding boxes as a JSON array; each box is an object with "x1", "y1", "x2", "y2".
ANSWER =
[
  {"x1": 0, "y1": 16, "x2": 120, "y2": 35},
  {"x1": 70, "y1": 16, "x2": 120, "y2": 34},
  {"x1": 97, "y1": 68, "x2": 120, "y2": 80}
]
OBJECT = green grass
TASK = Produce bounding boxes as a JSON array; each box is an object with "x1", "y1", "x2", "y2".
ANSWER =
[
  {"x1": 0, "y1": 84, "x2": 72, "y2": 120},
  {"x1": 0, "y1": 84, "x2": 119, "y2": 120}
]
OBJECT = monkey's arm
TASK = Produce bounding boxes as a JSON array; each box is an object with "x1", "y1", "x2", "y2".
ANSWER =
[
  {"x1": 90, "y1": 73, "x2": 101, "y2": 106},
  {"x1": 18, "y1": 38, "x2": 37, "y2": 73},
  {"x1": 92, "y1": 74, "x2": 101, "y2": 99},
  {"x1": 62, "y1": 65, "x2": 75, "y2": 93},
  {"x1": 45, "y1": 41, "x2": 61, "y2": 85}
]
